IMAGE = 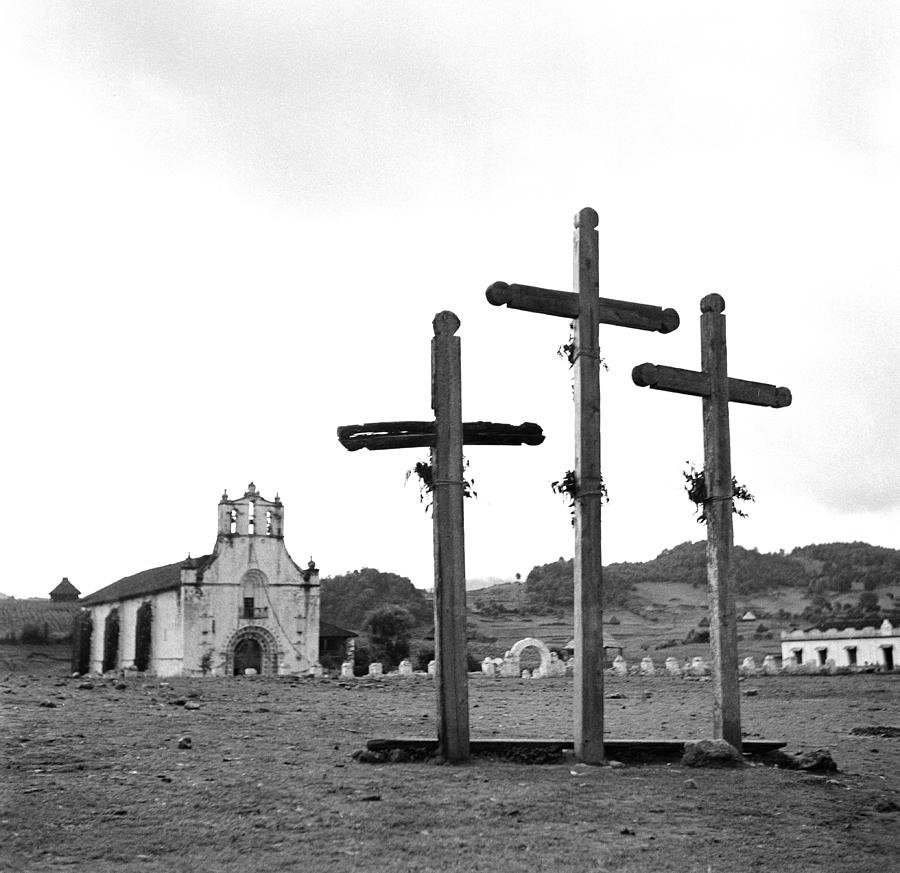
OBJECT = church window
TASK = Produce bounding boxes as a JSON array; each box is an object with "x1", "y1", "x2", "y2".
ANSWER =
[
  {"x1": 230, "y1": 509, "x2": 237, "y2": 535},
  {"x1": 103, "y1": 609, "x2": 120, "y2": 672},
  {"x1": 248, "y1": 501, "x2": 255, "y2": 534},
  {"x1": 266, "y1": 510, "x2": 272, "y2": 536},
  {"x1": 243, "y1": 597, "x2": 255, "y2": 619},
  {"x1": 134, "y1": 603, "x2": 152, "y2": 672}
]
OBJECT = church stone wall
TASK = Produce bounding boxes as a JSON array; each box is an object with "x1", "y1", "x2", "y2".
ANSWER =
[
  {"x1": 152, "y1": 590, "x2": 184, "y2": 677},
  {"x1": 85, "y1": 589, "x2": 184, "y2": 676},
  {"x1": 88, "y1": 602, "x2": 113, "y2": 673},
  {"x1": 118, "y1": 599, "x2": 139, "y2": 671}
]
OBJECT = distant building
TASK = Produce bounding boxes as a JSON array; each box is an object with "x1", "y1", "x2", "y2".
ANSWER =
[
  {"x1": 564, "y1": 634, "x2": 624, "y2": 666},
  {"x1": 76, "y1": 484, "x2": 324, "y2": 677},
  {"x1": 781, "y1": 619, "x2": 898, "y2": 670},
  {"x1": 50, "y1": 577, "x2": 81, "y2": 602}
]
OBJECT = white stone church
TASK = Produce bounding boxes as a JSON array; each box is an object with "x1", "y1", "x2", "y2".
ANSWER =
[{"x1": 76, "y1": 484, "x2": 325, "y2": 677}]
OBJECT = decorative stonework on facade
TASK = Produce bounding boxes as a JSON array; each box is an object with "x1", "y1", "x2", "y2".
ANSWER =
[
  {"x1": 781, "y1": 619, "x2": 897, "y2": 671},
  {"x1": 76, "y1": 484, "x2": 322, "y2": 677}
]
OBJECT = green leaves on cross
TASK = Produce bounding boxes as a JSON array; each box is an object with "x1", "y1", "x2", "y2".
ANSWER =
[
  {"x1": 551, "y1": 470, "x2": 609, "y2": 526},
  {"x1": 405, "y1": 458, "x2": 477, "y2": 511},
  {"x1": 683, "y1": 462, "x2": 755, "y2": 524}
]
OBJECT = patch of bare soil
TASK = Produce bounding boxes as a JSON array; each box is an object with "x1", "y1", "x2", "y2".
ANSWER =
[{"x1": 2, "y1": 658, "x2": 898, "y2": 872}]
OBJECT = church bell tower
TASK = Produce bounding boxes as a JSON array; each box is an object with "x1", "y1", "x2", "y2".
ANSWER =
[{"x1": 217, "y1": 482, "x2": 284, "y2": 539}]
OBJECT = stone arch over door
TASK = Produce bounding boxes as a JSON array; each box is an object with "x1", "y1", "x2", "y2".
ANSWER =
[
  {"x1": 102, "y1": 608, "x2": 120, "y2": 672},
  {"x1": 225, "y1": 626, "x2": 279, "y2": 676},
  {"x1": 508, "y1": 637, "x2": 552, "y2": 676}
]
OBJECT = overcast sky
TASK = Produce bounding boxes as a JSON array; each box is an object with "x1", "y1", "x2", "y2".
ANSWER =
[{"x1": 2, "y1": 2, "x2": 898, "y2": 600}]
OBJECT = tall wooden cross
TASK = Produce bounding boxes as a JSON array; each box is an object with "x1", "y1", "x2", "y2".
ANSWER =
[
  {"x1": 486, "y1": 207, "x2": 680, "y2": 764},
  {"x1": 337, "y1": 310, "x2": 544, "y2": 763},
  {"x1": 632, "y1": 293, "x2": 791, "y2": 749}
]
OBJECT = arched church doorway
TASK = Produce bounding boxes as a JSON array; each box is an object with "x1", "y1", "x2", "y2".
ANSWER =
[
  {"x1": 102, "y1": 609, "x2": 120, "y2": 672},
  {"x1": 233, "y1": 638, "x2": 263, "y2": 675},
  {"x1": 225, "y1": 626, "x2": 278, "y2": 676}
]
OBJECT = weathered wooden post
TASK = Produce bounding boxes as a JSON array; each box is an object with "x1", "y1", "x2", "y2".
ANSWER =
[
  {"x1": 486, "y1": 207, "x2": 679, "y2": 763},
  {"x1": 337, "y1": 312, "x2": 544, "y2": 762},
  {"x1": 430, "y1": 311, "x2": 469, "y2": 762},
  {"x1": 632, "y1": 293, "x2": 792, "y2": 749}
]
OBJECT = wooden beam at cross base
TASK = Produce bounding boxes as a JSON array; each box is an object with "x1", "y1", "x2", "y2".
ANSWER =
[
  {"x1": 367, "y1": 736, "x2": 788, "y2": 763},
  {"x1": 484, "y1": 207, "x2": 681, "y2": 764},
  {"x1": 336, "y1": 311, "x2": 545, "y2": 763},
  {"x1": 632, "y1": 294, "x2": 792, "y2": 751}
]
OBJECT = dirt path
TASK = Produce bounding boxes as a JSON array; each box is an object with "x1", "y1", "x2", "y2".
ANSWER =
[{"x1": 3, "y1": 664, "x2": 898, "y2": 872}]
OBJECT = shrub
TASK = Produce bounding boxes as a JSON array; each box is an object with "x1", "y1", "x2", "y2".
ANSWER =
[
  {"x1": 414, "y1": 647, "x2": 435, "y2": 672},
  {"x1": 353, "y1": 644, "x2": 372, "y2": 677},
  {"x1": 20, "y1": 623, "x2": 49, "y2": 645}
]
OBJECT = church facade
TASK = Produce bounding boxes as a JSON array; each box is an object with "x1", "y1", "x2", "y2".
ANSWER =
[{"x1": 76, "y1": 484, "x2": 322, "y2": 677}]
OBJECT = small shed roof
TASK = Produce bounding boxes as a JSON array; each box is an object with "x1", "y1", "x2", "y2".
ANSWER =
[
  {"x1": 565, "y1": 635, "x2": 623, "y2": 651},
  {"x1": 50, "y1": 577, "x2": 81, "y2": 600},
  {"x1": 320, "y1": 620, "x2": 358, "y2": 639}
]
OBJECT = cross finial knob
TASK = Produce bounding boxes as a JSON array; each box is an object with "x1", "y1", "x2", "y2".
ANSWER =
[{"x1": 701, "y1": 294, "x2": 725, "y2": 314}]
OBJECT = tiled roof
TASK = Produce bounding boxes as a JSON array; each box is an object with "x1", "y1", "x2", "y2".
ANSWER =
[
  {"x1": 81, "y1": 555, "x2": 213, "y2": 606},
  {"x1": 805, "y1": 612, "x2": 900, "y2": 633},
  {"x1": 319, "y1": 620, "x2": 358, "y2": 639}
]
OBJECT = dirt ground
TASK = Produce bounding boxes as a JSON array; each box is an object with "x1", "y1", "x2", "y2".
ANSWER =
[{"x1": 3, "y1": 650, "x2": 898, "y2": 872}]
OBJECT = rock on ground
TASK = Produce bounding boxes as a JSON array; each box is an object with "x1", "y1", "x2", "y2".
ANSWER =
[{"x1": 682, "y1": 739, "x2": 744, "y2": 768}]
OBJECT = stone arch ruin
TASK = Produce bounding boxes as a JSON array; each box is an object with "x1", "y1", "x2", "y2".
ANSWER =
[
  {"x1": 505, "y1": 637, "x2": 553, "y2": 677},
  {"x1": 225, "y1": 625, "x2": 279, "y2": 676}
]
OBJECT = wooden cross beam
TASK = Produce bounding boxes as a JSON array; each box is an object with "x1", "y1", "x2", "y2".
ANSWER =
[
  {"x1": 632, "y1": 293, "x2": 792, "y2": 750},
  {"x1": 338, "y1": 421, "x2": 544, "y2": 452},
  {"x1": 337, "y1": 311, "x2": 544, "y2": 763},
  {"x1": 486, "y1": 207, "x2": 680, "y2": 764}
]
